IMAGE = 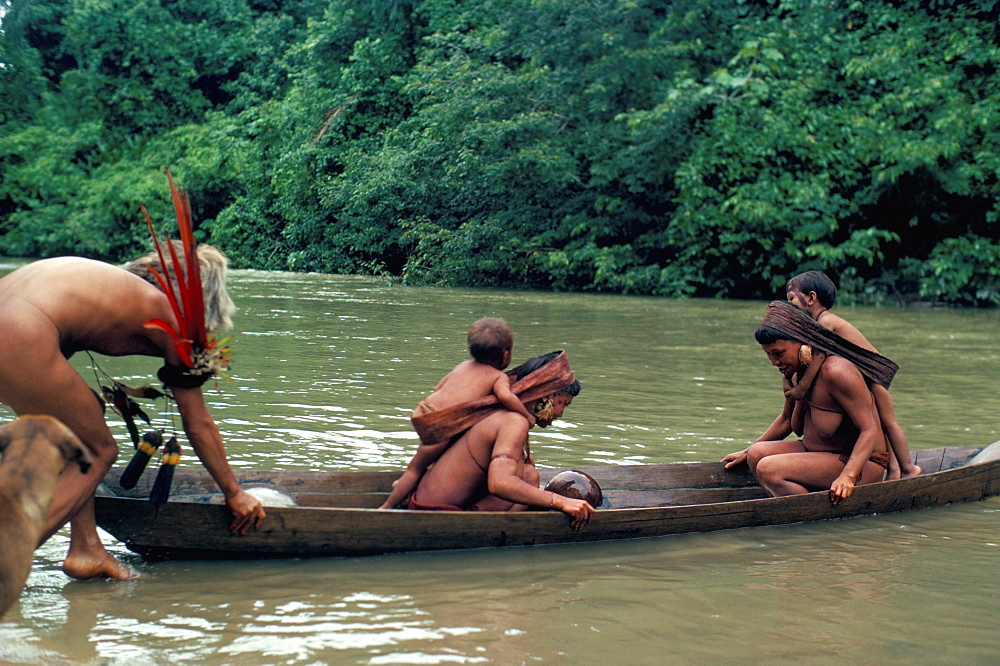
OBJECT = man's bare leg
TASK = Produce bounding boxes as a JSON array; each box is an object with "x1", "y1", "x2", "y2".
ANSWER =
[
  {"x1": 886, "y1": 453, "x2": 901, "y2": 481},
  {"x1": 61, "y1": 498, "x2": 136, "y2": 580},
  {"x1": 874, "y1": 386, "x2": 921, "y2": 479},
  {"x1": 886, "y1": 424, "x2": 921, "y2": 479}
]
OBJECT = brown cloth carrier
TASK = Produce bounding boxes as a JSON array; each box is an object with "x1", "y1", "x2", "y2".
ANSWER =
[
  {"x1": 761, "y1": 300, "x2": 898, "y2": 388},
  {"x1": 411, "y1": 350, "x2": 577, "y2": 448}
]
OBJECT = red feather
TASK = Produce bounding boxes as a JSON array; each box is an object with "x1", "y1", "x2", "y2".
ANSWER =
[
  {"x1": 144, "y1": 318, "x2": 194, "y2": 368},
  {"x1": 141, "y1": 169, "x2": 209, "y2": 369},
  {"x1": 166, "y1": 170, "x2": 207, "y2": 340},
  {"x1": 141, "y1": 205, "x2": 186, "y2": 325}
]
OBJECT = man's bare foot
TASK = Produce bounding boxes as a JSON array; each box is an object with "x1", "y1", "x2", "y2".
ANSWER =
[
  {"x1": 62, "y1": 552, "x2": 137, "y2": 580},
  {"x1": 900, "y1": 465, "x2": 922, "y2": 479}
]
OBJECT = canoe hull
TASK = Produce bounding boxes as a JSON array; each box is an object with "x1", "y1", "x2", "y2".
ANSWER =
[{"x1": 95, "y1": 445, "x2": 1000, "y2": 560}]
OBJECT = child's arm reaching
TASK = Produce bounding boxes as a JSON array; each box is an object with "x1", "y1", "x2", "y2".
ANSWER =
[
  {"x1": 378, "y1": 440, "x2": 450, "y2": 509},
  {"x1": 494, "y1": 373, "x2": 536, "y2": 427},
  {"x1": 784, "y1": 348, "x2": 827, "y2": 401},
  {"x1": 379, "y1": 468, "x2": 421, "y2": 509}
]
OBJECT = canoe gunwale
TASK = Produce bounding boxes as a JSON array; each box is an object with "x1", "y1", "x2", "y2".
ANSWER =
[{"x1": 94, "y1": 444, "x2": 1000, "y2": 560}]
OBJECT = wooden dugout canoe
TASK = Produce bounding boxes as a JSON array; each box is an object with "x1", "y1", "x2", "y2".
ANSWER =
[{"x1": 94, "y1": 441, "x2": 1000, "y2": 560}]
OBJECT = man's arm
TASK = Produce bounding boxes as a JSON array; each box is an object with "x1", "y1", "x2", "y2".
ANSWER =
[
  {"x1": 784, "y1": 351, "x2": 826, "y2": 401},
  {"x1": 173, "y1": 386, "x2": 266, "y2": 533}
]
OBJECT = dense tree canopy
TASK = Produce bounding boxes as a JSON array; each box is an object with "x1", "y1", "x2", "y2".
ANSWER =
[{"x1": 1, "y1": 0, "x2": 997, "y2": 305}]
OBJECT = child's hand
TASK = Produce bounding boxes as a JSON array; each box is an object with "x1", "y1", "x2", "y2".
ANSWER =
[
  {"x1": 782, "y1": 375, "x2": 806, "y2": 401},
  {"x1": 784, "y1": 382, "x2": 807, "y2": 401},
  {"x1": 379, "y1": 470, "x2": 418, "y2": 509},
  {"x1": 525, "y1": 413, "x2": 536, "y2": 428}
]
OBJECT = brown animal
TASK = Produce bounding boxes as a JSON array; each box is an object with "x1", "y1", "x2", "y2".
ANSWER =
[{"x1": 0, "y1": 415, "x2": 92, "y2": 618}]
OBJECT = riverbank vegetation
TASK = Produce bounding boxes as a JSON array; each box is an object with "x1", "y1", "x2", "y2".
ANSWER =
[{"x1": 1, "y1": 0, "x2": 997, "y2": 305}]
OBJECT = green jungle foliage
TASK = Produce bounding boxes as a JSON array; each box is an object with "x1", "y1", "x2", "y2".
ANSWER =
[{"x1": 1, "y1": 0, "x2": 997, "y2": 306}]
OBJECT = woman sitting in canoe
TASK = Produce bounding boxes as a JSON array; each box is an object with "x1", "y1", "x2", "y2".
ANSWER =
[
  {"x1": 723, "y1": 300, "x2": 898, "y2": 505},
  {"x1": 401, "y1": 351, "x2": 595, "y2": 529}
]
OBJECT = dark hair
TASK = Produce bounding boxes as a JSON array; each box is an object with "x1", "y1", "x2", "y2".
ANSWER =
[
  {"x1": 467, "y1": 317, "x2": 513, "y2": 366},
  {"x1": 516, "y1": 351, "x2": 581, "y2": 396},
  {"x1": 754, "y1": 324, "x2": 796, "y2": 345},
  {"x1": 786, "y1": 270, "x2": 837, "y2": 309}
]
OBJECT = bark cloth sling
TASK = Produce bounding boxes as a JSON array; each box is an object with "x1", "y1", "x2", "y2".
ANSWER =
[
  {"x1": 410, "y1": 350, "x2": 577, "y2": 449},
  {"x1": 761, "y1": 300, "x2": 898, "y2": 389}
]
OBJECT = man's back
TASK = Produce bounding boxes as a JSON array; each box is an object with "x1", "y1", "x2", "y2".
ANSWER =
[{"x1": 0, "y1": 257, "x2": 171, "y2": 359}]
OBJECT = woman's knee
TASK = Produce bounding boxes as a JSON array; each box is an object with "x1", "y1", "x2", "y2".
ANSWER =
[
  {"x1": 746, "y1": 442, "x2": 771, "y2": 472},
  {"x1": 753, "y1": 455, "x2": 783, "y2": 486}
]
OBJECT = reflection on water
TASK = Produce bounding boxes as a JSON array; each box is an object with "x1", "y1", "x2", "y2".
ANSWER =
[
  {"x1": 6, "y1": 500, "x2": 1000, "y2": 664},
  {"x1": 1, "y1": 266, "x2": 999, "y2": 663}
]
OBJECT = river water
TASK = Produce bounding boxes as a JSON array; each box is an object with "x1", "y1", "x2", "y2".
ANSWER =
[{"x1": 1, "y1": 264, "x2": 998, "y2": 664}]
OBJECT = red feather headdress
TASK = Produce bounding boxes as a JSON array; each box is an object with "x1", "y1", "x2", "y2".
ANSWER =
[{"x1": 141, "y1": 170, "x2": 232, "y2": 380}]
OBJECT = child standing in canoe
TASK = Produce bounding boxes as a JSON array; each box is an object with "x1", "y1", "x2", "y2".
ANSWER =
[
  {"x1": 785, "y1": 270, "x2": 920, "y2": 479},
  {"x1": 379, "y1": 317, "x2": 535, "y2": 508}
]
